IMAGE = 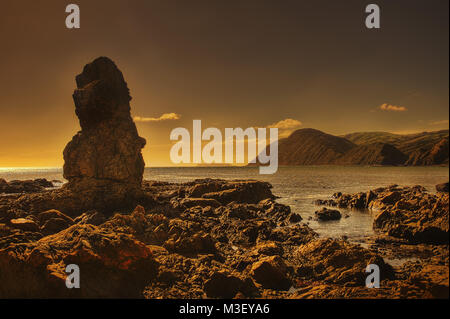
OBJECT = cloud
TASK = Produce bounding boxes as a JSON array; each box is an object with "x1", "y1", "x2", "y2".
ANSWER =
[
  {"x1": 379, "y1": 103, "x2": 407, "y2": 112},
  {"x1": 134, "y1": 113, "x2": 181, "y2": 122},
  {"x1": 429, "y1": 120, "x2": 449, "y2": 126},
  {"x1": 266, "y1": 118, "x2": 302, "y2": 138}
]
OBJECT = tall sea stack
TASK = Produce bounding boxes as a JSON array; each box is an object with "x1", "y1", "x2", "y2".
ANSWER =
[{"x1": 63, "y1": 57, "x2": 146, "y2": 203}]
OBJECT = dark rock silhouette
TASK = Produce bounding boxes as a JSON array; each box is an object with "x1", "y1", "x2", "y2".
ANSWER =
[
  {"x1": 314, "y1": 207, "x2": 342, "y2": 221},
  {"x1": 63, "y1": 57, "x2": 146, "y2": 192}
]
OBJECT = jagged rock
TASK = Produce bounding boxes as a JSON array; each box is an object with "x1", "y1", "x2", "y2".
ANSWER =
[
  {"x1": 62, "y1": 57, "x2": 146, "y2": 209},
  {"x1": 380, "y1": 191, "x2": 402, "y2": 205},
  {"x1": 0, "y1": 179, "x2": 48, "y2": 194},
  {"x1": 0, "y1": 224, "x2": 159, "y2": 298},
  {"x1": 317, "y1": 185, "x2": 449, "y2": 244},
  {"x1": 295, "y1": 239, "x2": 394, "y2": 286},
  {"x1": 2, "y1": 177, "x2": 448, "y2": 299}
]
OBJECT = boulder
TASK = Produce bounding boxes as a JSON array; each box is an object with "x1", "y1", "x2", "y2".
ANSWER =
[
  {"x1": 315, "y1": 207, "x2": 342, "y2": 221},
  {"x1": 250, "y1": 255, "x2": 291, "y2": 290}
]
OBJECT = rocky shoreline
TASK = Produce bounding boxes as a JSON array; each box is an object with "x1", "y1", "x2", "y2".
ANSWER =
[
  {"x1": 1, "y1": 57, "x2": 447, "y2": 299},
  {"x1": 0, "y1": 178, "x2": 448, "y2": 299}
]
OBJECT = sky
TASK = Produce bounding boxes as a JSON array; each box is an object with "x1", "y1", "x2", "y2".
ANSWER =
[{"x1": 0, "y1": 0, "x2": 448, "y2": 167}]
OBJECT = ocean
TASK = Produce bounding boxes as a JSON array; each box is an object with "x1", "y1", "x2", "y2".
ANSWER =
[{"x1": 1, "y1": 166, "x2": 448, "y2": 243}]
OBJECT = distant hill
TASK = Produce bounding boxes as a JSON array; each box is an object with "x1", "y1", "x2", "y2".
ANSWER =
[
  {"x1": 255, "y1": 128, "x2": 449, "y2": 166},
  {"x1": 342, "y1": 129, "x2": 449, "y2": 166},
  {"x1": 277, "y1": 128, "x2": 354, "y2": 165},
  {"x1": 335, "y1": 142, "x2": 408, "y2": 165}
]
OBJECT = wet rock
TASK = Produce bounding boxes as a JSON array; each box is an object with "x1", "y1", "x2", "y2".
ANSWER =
[
  {"x1": 315, "y1": 207, "x2": 341, "y2": 221},
  {"x1": 317, "y1": 185, "x2": 449, "y2": 245}
]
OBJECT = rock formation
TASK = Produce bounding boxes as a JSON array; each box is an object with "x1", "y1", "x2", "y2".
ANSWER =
[
  {"x1": 63, "y1": 56, "x2": 146, "y2": 198},
  {"x1": 315, "y1": 184, "x2": 449, "y2": 245}
]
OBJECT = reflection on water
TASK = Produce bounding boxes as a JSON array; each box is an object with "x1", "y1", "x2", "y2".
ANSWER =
[{"x1": 1, "y1": 166, "x2": 448, "y2": 241}]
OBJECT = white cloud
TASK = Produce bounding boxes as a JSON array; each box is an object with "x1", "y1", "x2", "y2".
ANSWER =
[
  {"x1": 379, "y1": 103, "x2": 407, "y2": 112},
  {"x1": 266, "y1": 118, "x2": 302, "y2": 138},
  {"x1": 134, "y1": 113, "x2": 181, "y2": 122}
]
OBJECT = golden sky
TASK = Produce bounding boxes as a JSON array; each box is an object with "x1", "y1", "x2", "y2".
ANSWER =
[{"x1": 0, "y1": 0, "x2": 448, "y2": 167}]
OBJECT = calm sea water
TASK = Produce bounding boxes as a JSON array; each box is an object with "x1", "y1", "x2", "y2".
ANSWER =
[{"x1": 1, "y1": 166, "x2": 448, "y2": 242}]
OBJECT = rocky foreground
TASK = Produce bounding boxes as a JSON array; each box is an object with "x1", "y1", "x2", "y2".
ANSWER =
[{"x1": 0, "y1": 178, "x2": 448, "y2": 299}]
